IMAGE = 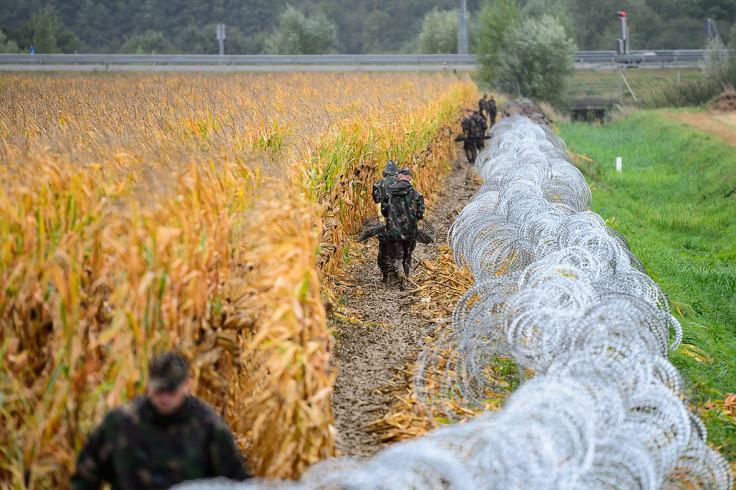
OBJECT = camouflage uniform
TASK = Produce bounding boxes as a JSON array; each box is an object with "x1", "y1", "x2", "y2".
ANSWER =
[
  {"x1": 71, "y1": 353, "x2": 249, "y2": 489},
  {"x1": 381, "y1": 177, "x2": 424, "y2": 279},
  {"x1": 479, "y1": 96, "x2": 489, "y2": 125},
  {"x1": 372, "y1": 161, "x2": 399, "y2": 280},
  {"x1": 461, "y1": 112, "x2": 488, "y2": 164},
  {"x1": 488, "y1": 97, "x2": 498, "y2": 126}
]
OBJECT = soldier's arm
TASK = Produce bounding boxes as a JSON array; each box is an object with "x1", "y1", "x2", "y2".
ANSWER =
[
  {"x1": 381, "y1": 198, "x2": 389, "y2": 218},
  {"x1": 70, "y1": 417, "x2": 115, "y2": 490},
  {"x1": 371, "y1": 182, "x2": 381, "y2": 203},
  {"x1": 208, "y1": 419, "x2": 251, "y2": 481}
]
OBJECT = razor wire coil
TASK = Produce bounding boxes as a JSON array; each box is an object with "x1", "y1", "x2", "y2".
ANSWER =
[{"x1": 179, "y1": 115, "x2": 732, "y2": 489}]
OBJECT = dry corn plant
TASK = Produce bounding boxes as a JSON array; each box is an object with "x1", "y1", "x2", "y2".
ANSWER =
[
  {"x1": 0, "y1": 72, "x2": 472, "y2": 487},
  {"x1": 222, "y1": 184, "x2": 334, "y2": 478},
  {"x1": 0, "y1": 153, "x2": 257, "y2": 487}
]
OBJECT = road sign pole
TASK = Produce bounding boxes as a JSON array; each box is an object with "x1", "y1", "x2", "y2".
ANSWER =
[
  {"x1": 457, "y1": 0, "x2": 468, "y2": 55},
  {"x1": 216, "y1": 24, "x2": 226, "y2": 56}
]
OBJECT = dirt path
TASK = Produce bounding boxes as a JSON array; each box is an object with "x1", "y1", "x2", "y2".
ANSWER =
[
  {"x1": 331, "y1": 147, "x2": 480, "y2": 457},
  {"x1": 666, "y1": 111, "x2": 736, "y2": 147}
]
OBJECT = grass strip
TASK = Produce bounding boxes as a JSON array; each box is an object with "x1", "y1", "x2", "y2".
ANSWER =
[{"x1": 559, "y1": 111, "x2": 736, "y2": 460}]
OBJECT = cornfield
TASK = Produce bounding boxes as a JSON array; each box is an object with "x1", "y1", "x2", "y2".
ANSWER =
[{"x1": 0, "y1": 72, "x2": 475, "y2": 487}]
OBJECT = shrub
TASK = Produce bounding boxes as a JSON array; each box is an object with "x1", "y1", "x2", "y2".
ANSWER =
[
  {"x1": 645, "y1": 78, "x2": 723, "y2": 108},
  {"x1": 475, "y1": 0, "x2": 521, "y2": 83},
  {"x1": 265, "y1": 6, "x2": 337, "y2": 55},
  {"x1": 415, "y1": 9, "x2": 457, "y2": 54},
  {"x1": 493, "y1": 15, "x2": 576, "y2": 109}
]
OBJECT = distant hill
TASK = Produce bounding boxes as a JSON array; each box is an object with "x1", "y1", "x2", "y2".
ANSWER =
[
  {"x1": 0, "y1": 0, "x2": 732, "y2": 54},
  {"x1": 0, "y1": 0, "x2": 482, "y2": 53}
]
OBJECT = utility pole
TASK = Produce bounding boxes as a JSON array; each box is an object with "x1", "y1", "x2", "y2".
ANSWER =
[
  {"x1": 457, "y1": 0, "x2": 468, "y2": 54},
  {"x1": 216, "y1": 23, "x2": 226, "y2": 56}
]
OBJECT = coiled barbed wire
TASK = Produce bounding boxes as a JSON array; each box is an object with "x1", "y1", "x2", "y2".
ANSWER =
[{"x1": 178, "y1": 116, "x2": 732, "y2": 489}]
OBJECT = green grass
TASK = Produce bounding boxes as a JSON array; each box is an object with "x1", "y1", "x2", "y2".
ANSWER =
[
  {"x1": 559, "y1": 111, "x2": 736, "y2": 459},
  {"x1": 573, "y1": 67, "x2": 704, "y2": 106}
]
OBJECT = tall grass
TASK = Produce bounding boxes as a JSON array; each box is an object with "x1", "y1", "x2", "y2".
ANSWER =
[
  {"x1": 0, "y1": 72, "x2": 474, "y2": 486},
  {"x1": 645, "y1": 77, "x2": 725, "y2": 108},
  {"x1": 560, "y1": 111, "x2": 736, "y2": 460},
  {"x1": 646, "y1": 47, "x2": 736, "y2": 108}
]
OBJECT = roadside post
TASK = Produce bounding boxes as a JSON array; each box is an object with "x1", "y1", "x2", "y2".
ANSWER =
[{"x1": 217, "y1": 24, "x2": 226, "y2": 56}]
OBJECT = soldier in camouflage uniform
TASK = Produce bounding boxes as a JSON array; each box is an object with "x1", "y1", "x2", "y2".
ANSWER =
[
  {"x1": 460, "y1": 108, "x2": 488, "y2": 165},
  {"x1": 381, "y1": 168, "x2": 425, "y2": 286},
  {"x1": 71, "y1": 352, "x2": 250, "y2": 489},
  {"x1": 479, "y1": 94, "x2": 490, "y2": 126},
  {"x1": 488, "y1": 95, "x2": 498, "y2": 127},
  {"x1": 372, "y1": 160, "x2": 399, "y2": 283}
]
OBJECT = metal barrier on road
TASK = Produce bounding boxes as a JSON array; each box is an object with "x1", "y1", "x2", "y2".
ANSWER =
[{"x1": 0, "y1": 51, "x2": 706, "y2": 69}]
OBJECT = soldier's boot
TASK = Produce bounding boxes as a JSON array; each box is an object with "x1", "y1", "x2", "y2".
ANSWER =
[
  {"x1": 403, "y1": 262, "x2": 410, "y2": 278},
  {"x1": 381, "y1": 270, "x2": 390, "y2": 284},
  {"x1": 464, "y1": 148, "x2": 474, "y2": 164},
  {"x1": 396, "y1": 272, "x2": 407, "y2": 291}
]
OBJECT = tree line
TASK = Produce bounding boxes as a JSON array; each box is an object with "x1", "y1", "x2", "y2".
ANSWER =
[{"x1": 2, "y1": 0, "x2": 734, "y2": 55}]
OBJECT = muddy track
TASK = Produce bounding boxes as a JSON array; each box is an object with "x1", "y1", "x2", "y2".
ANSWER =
[{"x1": 331, "y1": 146, "x2": 480, "y2": 457}]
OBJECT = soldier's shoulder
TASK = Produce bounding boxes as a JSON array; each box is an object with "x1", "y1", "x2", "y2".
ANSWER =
[
  {"x1": 95, "y1": 397, "x2": 145, "y2": 433},
  {"x1": 187, "y1": 397, "x2": 228, "y2": 429}
]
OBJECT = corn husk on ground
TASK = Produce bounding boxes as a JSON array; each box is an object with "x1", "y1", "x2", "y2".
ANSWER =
[
  {"x1": 0, "y1": 72, "x2": 474, "y2": 487},
  {"x1": 370, "y1": 246, "x2": 522, "y2": 442}
]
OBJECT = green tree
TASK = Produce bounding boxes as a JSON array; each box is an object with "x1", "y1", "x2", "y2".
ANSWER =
[
  {"x1": 28, "y1": 8, "x2": 58, "y2": 53},
  {"x1": 494, "y1": 15, "x2": 576, "y2": 108},
  {"x1": 223, "y1": 27, "x2": 266, "y2": 54},
  {"x1": 475, "y1": 0, "x2": 521, "y2": 83},
  {"x1": 362, "y1": 10, "x2": 393, "y2": 53},
  {"x1": 415, "y1": 9, "x2": 457, "y2": 54},
  {"x1": 22, "y1": 8, "x2": 85, "y2": 53},
  {"x1": 266, "y1": 5, "x2": 337, "y2": 54},
  {"x1": 0, "y1": 29, "x2": 21, "y2": 53},
  {"x1": 120, "y1": 30, "x2": 173, "y2": 54},
  {"x1": 175, "y1": 25, "x2": 213, "y2": 54}
]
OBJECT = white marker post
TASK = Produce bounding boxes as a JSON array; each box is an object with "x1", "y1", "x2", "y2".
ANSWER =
[{"x1": 616, "y1": 157, "x2": 622, "y2": 173}]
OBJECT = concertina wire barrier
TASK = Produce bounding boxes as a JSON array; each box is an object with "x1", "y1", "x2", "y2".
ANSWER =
[{"x1": 180, "y1": 115, "x2": 732, "y2": 489}]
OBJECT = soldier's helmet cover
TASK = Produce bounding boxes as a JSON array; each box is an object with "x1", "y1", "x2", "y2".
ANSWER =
[
  {"x1": 399, "y1": 167, "x2": 412, "y2": 177},
  {"x1": 382, "y1": 160, "x2": 399, "y2": 177},
  {"x1": 149, "y1": 352, "x2": 189, "y2": 391}
]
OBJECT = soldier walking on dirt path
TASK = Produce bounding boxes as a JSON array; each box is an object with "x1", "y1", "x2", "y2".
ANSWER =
[
  {"x1": 381, "y1": 167, "x2": 424, "y2": 288},
  {"x1": 479, "y1": 94, "x2": 490, "y2": 126},
  {"x1": 372, "y1": 160, "x2": 399, "y2": 283},
  {"x1": 71, "y1": 352, "x2": 250, "y2": 490},
  {"x1": 461, "y1": 108, "x2": 488, "y2": 165},
  {"x1": 488, "y1": 95, "x2": 498, "y2": 127}
]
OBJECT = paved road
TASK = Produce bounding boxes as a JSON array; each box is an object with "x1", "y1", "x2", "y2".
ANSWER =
[
  {"x1": 0, "y1": 62, "x2": 704, "y2": 72},
  {"x1": 0, "y1": 63, "x2": 477, "y2": 72}
]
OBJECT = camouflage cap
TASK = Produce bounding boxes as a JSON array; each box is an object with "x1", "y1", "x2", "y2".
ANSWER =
[
  {"x1": 383, "y1": 160, "x2": 399, "y2": 177},
  {"x1": 399, "y1": 167, "x2": 412, "y2": 177},
  {"x1": 148, "y1": 352, "x2": 189, "y2": 391}
]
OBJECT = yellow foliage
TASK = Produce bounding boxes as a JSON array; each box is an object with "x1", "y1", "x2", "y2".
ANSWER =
[{"x1": 0, "y1": 72, "x2": 474, "y2": 486}]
